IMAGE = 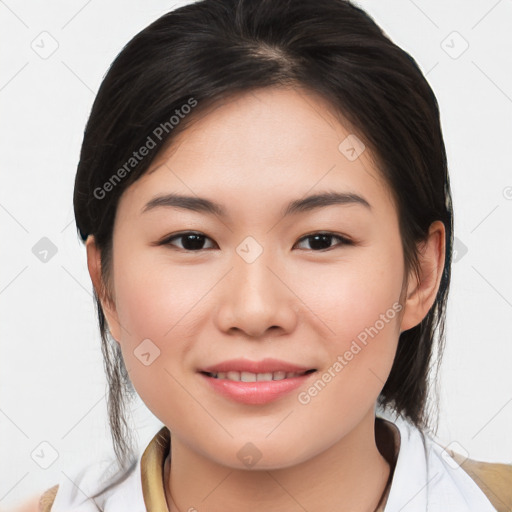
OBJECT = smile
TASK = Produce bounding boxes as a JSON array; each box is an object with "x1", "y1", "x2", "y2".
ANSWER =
[
  {"x1": 199, "y1": 367, "x2": 317, "y2": 405},
  {"x1": 203, "y1": 369, "x2": 315, "y2": 381}
]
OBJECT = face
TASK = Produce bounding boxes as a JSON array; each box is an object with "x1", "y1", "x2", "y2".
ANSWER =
[{"x1": 96, "y1": 86, "x2": 415, "y2": 469}]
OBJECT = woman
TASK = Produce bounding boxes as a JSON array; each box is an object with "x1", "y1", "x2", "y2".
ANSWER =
[{"x1": 31, "y1": 0, "x2": 512, "y2": 510}]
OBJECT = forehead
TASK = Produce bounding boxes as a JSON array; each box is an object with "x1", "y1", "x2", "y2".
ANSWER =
[{"x1": 117, "y1": 86, "x2": 396, "y2": 222}]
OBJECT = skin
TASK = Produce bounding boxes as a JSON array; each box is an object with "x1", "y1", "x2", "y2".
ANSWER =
[{"x1": 86, "y1": 86, "x2": 445, "y2": 512}]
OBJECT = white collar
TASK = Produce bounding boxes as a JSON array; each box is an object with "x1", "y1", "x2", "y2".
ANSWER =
[
  {"x1": 51, "y1": 456, "x2": 146, "y2": 511},
  {"x1": 377, "y1": 409, "x2": 495, "y2": 511},
  {"x1": 51, "y1": 413, "x2": 495, "y2": 511}
]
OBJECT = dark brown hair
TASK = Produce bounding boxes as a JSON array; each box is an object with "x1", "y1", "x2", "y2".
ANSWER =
[{"x1": 74, "y1": 0, "x2": 453, "y2": 470}]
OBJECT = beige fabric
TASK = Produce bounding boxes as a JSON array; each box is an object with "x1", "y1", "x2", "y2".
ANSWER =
[
  {"x1": 38, "y1": 484, "x2": 58, "y2": 512},
  {"x1": 140, "y1": 428, "x2": 170, "y2": 511},
  {"x1": 37, "y1": 427, "x2": 512, "y2": 511},
  {"x1": 449, "y1": 449, "x2": 512, "y2": 512}
]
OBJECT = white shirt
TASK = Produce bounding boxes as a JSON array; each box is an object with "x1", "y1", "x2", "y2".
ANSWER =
[
  {"x1": 379, "y1": 411, "x2": 496, "y2": 511},
  {"x1": 50, "y1": 412, "x2": 496, "y2": 511}
]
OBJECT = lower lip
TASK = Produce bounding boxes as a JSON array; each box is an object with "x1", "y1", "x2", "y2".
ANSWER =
[{"x1": 199, "y1": 372, "x2": 316, "y2": 405}]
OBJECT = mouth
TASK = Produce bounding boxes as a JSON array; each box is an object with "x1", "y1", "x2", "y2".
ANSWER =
[
  {"x1": 200, "y1": 369, "x2": 317, "y2": 381},
  {"x1": 198, "y1": 360, "x2": 318, "y2": 405}
]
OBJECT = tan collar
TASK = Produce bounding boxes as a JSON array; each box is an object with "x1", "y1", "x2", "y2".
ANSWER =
[{"x1": 140, "y1": 426, "x2": 171, "y2": 512}]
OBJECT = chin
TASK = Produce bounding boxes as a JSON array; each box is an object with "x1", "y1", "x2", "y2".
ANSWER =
[{"x1": 207, "y1": 437, "x2": 315, "y2": 471}]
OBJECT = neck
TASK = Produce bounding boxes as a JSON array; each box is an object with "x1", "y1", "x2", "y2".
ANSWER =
[{"x1": 164, "y1": 409, "x2": 395, "y2": 512}]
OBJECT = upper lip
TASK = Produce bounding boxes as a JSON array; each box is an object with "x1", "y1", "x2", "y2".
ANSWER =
[{"x1": 200, "y1": 358, "x2": 315, "y2": 374}]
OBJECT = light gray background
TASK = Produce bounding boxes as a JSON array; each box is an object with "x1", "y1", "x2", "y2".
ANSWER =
[{"x1": 1, "y1": 0, "x2": 511, "y2": 509}]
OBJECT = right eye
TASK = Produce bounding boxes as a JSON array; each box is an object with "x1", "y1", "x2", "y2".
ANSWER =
[{"x1": 157, "y1": 231, "x2": 217, "y2": 251}]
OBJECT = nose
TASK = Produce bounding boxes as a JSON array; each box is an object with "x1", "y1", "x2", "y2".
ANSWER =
[{"x1": 214, "y1": 246, "x2": 299, "y2": 339}]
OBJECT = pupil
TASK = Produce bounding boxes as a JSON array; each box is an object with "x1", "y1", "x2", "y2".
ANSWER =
[
  {"x1": 310, "y1": 234, "x2": 331, "y2": 250},
  {"x1": 183, "y1": 234, "x2": 204, "y2": 250}
]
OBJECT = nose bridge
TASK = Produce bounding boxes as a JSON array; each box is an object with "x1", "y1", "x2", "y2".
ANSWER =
[
  {"x1": 215, "y1": 234, "x2": 297, "y2": 337},
  {"x1": 233, "y1": 235, "x2": 277, "y2": 298}
]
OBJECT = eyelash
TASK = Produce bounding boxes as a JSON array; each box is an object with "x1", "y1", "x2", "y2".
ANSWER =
[{"x1": 156, "y1": 231, "x2": 354, "y2": 252}]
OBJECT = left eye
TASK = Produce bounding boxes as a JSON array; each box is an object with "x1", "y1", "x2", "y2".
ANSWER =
[{"x1": 294, "y1": 232, "x2": 352, "y2": 251}]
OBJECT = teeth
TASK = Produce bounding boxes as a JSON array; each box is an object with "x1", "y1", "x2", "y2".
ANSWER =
[
  {"x1": 256, "y1": 372, "x2": 273, "y2": 381},
  {"x1": 240, "y1": 371, "x2": 257, "y2": 382},
  {"x1": 209, "y1": 370, "x2": 308, "y2": 381}
]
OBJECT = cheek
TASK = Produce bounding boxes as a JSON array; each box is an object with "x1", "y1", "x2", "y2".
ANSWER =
[
  {"x1": 301, "y1": 247, "x2": 404, "y2": 397},
  {"x1": 110, "y1": 251, "x2": 208, "y2": 411},
  {"x1": 113, "y1": 250, "x2": 207, "y2": 342},
  {"x1": 293, "y1": 254, "x2": 403, "y2": 436},
  {"x1": 302, "y1": 247, "x2": 404, "y2": 346}
]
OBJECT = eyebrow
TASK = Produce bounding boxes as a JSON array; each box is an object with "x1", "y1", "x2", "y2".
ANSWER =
[{"x1": 141, "y1": 190, "x2": 371, "y2": 218}]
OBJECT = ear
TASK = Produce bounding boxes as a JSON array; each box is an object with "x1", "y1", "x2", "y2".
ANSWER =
[
  {"x1": 399, "y1": 220, "x2": 446, "y2": 332},
  {"x1": 85, "y1": 235, "x2": 122, "y2": 342}
]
